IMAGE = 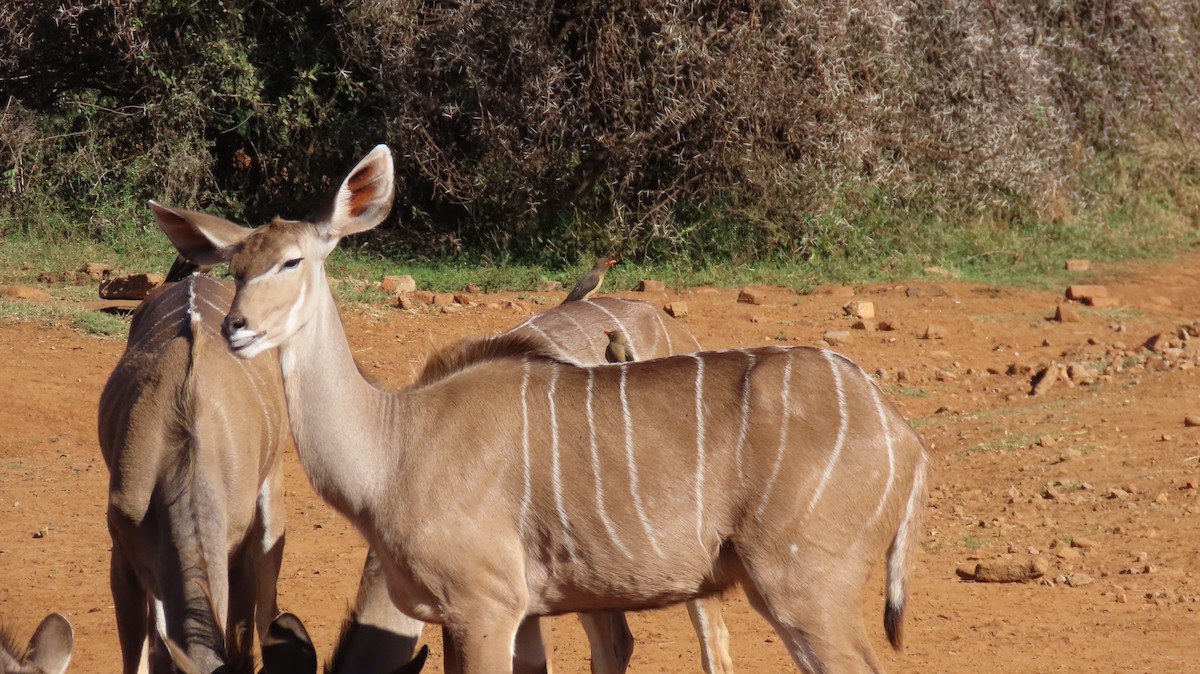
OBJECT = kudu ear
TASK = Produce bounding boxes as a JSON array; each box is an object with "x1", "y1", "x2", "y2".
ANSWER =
[
  {"x1": 260, "y1": 613, "x2": 317, "y2": 674},
  {"x1": 316, "y1": 144, "x2": 395, "y2": 240},
  {"x1": 148, "y1": 201, "x2": 254, "y2": 266},
  {"x1": 393, "y1": 644, "x2": 430, "y2": 674},
  {"x1": 24, "y1": 613, "x2": 72, "y2": 674}
]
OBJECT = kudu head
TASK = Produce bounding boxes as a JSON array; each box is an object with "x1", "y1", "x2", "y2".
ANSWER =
[
  {"x1": 258, "y1": 613, "x2": 428, "y2": 674},
  {"x1": 0, "y1": 613, "x2": 72, "y2": 674},
  {"x1": 149, "y1": 145, "x2": 395, "y2": 359}
]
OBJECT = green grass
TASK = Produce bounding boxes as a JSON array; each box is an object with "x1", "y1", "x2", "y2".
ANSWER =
[
  {"x1": 0, "y1": 298, "x2": 129, "y2": 338},
  {"x1": 959, "y1": 535, "x2": 987, "y2": 550}
]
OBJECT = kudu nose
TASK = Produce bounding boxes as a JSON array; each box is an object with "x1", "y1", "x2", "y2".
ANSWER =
[{"x1": 222, "y1": 313, "x2": 247, "y2": 340}]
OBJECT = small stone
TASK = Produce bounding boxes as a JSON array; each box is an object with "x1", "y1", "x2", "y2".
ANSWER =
[
  {"x1": 99, "y1": 273, "x2": 165, "y2": 300},
  {"x1": 1056, "y1": 546, "x2": 1082, "y2": 561},
  {"x1": 1064, "y1": 259, "x2": 1091, "y2": 271},
  {"x1": 823, "y1": 330, "x2": 851, "y2": 346},
  {"x1": 395, "y1": 294, "x2": 417, "y2": 310},
  {"x1": 895, "y1": 369, "x2": 910, "y2": 382},
  {"x1": 1086, "y1": 296, "x2": 1121, "y2": 308},
  {"x1": 412, "y1": 290, "x2": 436, "y2": 304},
  {"x1": 934, "y1": 369, "x2": 956, "y2": 382},
  {"x1": 964, "y1": 559, "x2": 1048, "y2": 583},
  {"x1": 1059, "y1": 448, "x2": 1083, "y2": 462},
  {"x1": 737, "y1": 287, "x2": 767, "y2": 305},
  {"x1": 432, "y1": 293, "x2": 455, "y2": 307},
  {"x1": 824, "y1": 285, "x2": 856, "y2": 298},
  {"x1": 379, "y1": 274, "x2": 416, "y2": 293},
  {"x1": 465, "y1": 283, "x2": 481, "y2": 294},
  {"x1": 1065, "y1": 573, "x2": 1094, "y2": 588},
  {"x1": 637, "y1": 279, "x2": 666, "y2": 293},
  {"x1": 1054, "y1": 304, "x2": 1081, "y2": 323},
  {"x1": 79, "y1": 262, "x2": 114, "y2": 280},
  {"x1": 922, "y1": 324, "x2": 947, "y2": 340},
  {"x1": 878, "y1": 319, "x2": 899, "y2": 331},
  {"x1": 843, "y1": 300, "x2": 875, "y2": 319},
  {"x1": 440, "y1": 304, "x2": 462, "y2": 314},
  {"x1": 1185, "y1": 415, "x2": 1200, "y2": 428},
  {"x1": 664, "y1": 302, "x2": 688, "y2": 318},
  {"x1": 1029, "y1": 366, "x2": 1059, "y2": 396},
  {"x1": 1038, "y1": 435, "x2": 1058, "y2": 448},
  {"x1": 851, "y1": 320, "x2": 877, "y2": 331},
  {"x1": 1066, "y1": 285, "x2": 1109, "y2": 302},
  {"x1": 1143, "y1": 333, "x2": 1170, "y2": 352},
  {"x1": 453, "y1": 293, "x2": 472, "y2": 305},
  {"x1": 1071, "y1": 537, "x2": 1099, "y2": 550},
  {"x1": 1107, "y1": 487, "x2": 1130, "y2": 500},
  {"x1": 905, "y1": 286, "x2": 922, "y2": 298},
  {"x1": 0, "y1": 285, "x2": 54, "y2": 302},
  {"x1": 1154, "y1": 493, "x2": 1169, "y2": 505}
]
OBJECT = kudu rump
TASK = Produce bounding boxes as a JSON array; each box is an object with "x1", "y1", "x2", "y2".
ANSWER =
[
  {"x1": 152, "y1": 145, "x2": 928, "y2": 673},
  {"x1": 98, "y1": 275, "x2": 289, "y2": 673}
]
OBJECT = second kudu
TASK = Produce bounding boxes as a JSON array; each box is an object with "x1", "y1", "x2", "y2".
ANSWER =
[
  {"x1": 99, "y1": 275, "x2": 290, "y2": 673},
  {"x1": 154, "y1": 145, "x2": 927, "y2": 673}
]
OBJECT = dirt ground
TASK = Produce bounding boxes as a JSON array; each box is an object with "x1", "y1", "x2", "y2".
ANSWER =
[{"x1": 3, "y1": 252, "x2": 1200, "y2": 672}]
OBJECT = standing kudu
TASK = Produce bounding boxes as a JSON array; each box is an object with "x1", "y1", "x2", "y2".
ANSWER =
[
  {"x1": 155, "y1": 145, "x2": 927, "y2": 674},
  {"x1": 0, "y1": 613, "x2": 72, "y2": 674},
  {"x1": 270, "y1": 297, "x2": 731, "y2": 674},
  {"x1": 99, "y1": 275, "x2": 290, "y2": 673}
]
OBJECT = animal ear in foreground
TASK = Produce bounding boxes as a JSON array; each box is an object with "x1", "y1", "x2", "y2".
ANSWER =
[{"x1": 0, "y1": 613, "x2": 73, "y2": 674}]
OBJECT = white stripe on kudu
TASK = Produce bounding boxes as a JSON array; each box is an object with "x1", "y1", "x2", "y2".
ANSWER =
[
  {"x1": 523, "y1": 320, "x2": 562, "y2": 355},
  {"x1": 755, "y1": 351, "x2": 795, "y2": 519},
  {"x1": 865, "y1": 373, "x2": 897, "y2": 530},
  {"x1": 620, "y1": 366, "x2": 663, "y2": 557},
  {"x1": 649, "y1": 309, "x2": 674, "y2": 354},
  {"x1": 691, "y1": 354, "x2": 708, "y2": 548},
  {"x1": 807, "y1": 350, "x2": 849, "y2": 513},
  {"x1": 734, "y1": 350, "x2": 756, "y2": 487},
  {"x1": 547, "y1": 368, "x2": 577, "y2": 561},
  {"x1": 519, "y1": 361, "x2": 534, "y2": 536},
  {"x1": 586, "y1": 369, "x2": 633, "y2": 558}
]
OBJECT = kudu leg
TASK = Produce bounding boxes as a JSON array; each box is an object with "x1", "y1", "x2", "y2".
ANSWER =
[
  {"x1": 442, "y1": 617, "x2": 551, "y2": 674},
  {"x1": 110, "y1": 547, "x2": 148, "y2": 674},
  {"x1": 686, "y1": 597, "x2": 734, "y2": 674},
  {"x1": 227, "y1": 554, "x2": 258, "y2": 662},
  {"x1": 740, "y1": 571, "x2": 881, "y2": 674},
  {"x1": 252, "y1": 469, "x2": 286, "y2": 644},
  {"x1": 513, "y1": 617, "x2": 550, "y2": 674},
  {"x1": 576, "y1": 611, "x2": 633, "y2": 674}
]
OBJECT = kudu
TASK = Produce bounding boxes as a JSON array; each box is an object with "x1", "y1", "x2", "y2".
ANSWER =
[
  {"x1": 98, "y1": 274, "x2": 290, "y2": 673},
  {"x1": 154, "y1": 145, "x2": 927, "y2": 674},
  {"x1": 262, "y1": 297, "x2": 732, "y2": 674},
  {"x1": 0, "y1": 614, "x2": 72, "y2": 674}
]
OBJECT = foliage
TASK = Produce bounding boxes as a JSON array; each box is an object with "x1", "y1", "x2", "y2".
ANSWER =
[{"x1": 2, "y1": 1, "x2": 1200, "y2": 266}]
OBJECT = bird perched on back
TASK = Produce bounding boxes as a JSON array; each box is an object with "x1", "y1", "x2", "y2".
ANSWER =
[
  {"x1": 563, "y1": 257, "x2": 617, "y2": 303},
  {"x1": 604, "y1": 329, "x2": 631, "y2": 363}
]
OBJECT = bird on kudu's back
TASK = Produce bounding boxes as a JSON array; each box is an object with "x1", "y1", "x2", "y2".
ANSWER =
[
  {"x1": 604, "y1": 329, "x2": 631, "y2": 364},
  {"x1": 562, "y1": 257, "x2": 617, "y2": 303}
]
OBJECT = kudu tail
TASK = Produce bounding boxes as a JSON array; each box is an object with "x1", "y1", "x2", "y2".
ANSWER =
[{"x1": 884, "y1": 446, "x2": 927, "y2": 650}]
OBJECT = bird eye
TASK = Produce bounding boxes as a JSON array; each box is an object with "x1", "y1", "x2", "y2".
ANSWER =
[{"x1": 281, "y1": 258, "x2": 302, "y2": 271}]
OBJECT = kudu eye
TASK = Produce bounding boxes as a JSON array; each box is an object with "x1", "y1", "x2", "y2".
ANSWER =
[{"x1": 281, "y1": 258, "x2": 303, "y2": 271}]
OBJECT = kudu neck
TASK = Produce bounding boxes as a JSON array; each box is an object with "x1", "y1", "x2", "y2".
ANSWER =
[{"x1": 275, "y1": 275, "x2": 402, "y2": 517}]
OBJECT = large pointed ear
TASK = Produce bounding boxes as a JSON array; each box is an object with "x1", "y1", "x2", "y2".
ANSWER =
[
  {"x1": 25, "y1": 613, "x2": 73, "y2": 674},
  {"x1": 148, "y1": 201, "x2": 253, "y2": 266},
  {"x1": 317, "y1": 144, "x2": 395, "y2": 240},
  {"x1": 260, "y1": 613, "x2": 318, "y2": 674}
]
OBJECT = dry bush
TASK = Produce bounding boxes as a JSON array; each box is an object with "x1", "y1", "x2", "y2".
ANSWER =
[{"x1": 1, "y1": 0, "x2": 1198, "y2": 261}]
